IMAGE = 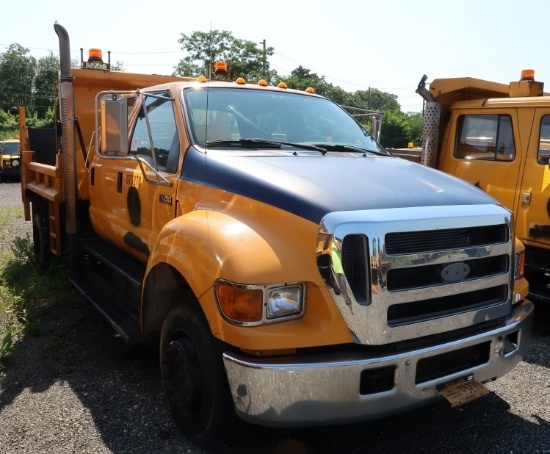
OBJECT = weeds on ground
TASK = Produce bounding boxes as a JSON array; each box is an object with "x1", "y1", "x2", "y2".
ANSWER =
[
  {"x1": 0, "y1": 234, "x2": 77, "y2": 371},
  {"x1": 0, "y1": 327, "x2": 17, "y2": 371}
]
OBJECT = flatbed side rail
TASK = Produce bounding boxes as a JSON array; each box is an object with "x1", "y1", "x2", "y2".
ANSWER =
[{"x1": 21, "y1": 150, "x2": 65, "y2": 256}]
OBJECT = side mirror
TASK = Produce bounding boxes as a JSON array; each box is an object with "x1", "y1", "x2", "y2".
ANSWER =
[{"x1": 100, "y1": 94, "x2": 128, "y2": 154}]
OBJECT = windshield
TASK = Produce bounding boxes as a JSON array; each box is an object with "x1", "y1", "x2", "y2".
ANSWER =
[
  {"x1": 182, "y1": 87, "x2": 384, "y2": 153},
  {"x1": 3, "y1": 142, "x2": 19, "y2": 155}
]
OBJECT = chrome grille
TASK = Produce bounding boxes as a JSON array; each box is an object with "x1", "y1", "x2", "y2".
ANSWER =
[
  {"x1": 319, "y1": 204, "x2": 514, "y2": 345},
  {"x1": 385, "y1": 225, "x2": 508, "y2": 255},
  {"x1": 387, "y1": 285, "x2": 507, "y2": 326}
]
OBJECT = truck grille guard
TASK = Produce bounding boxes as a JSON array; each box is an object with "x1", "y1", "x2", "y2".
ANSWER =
[{"x1": 317, "y1": 204, "x2": 514, "y2": 345}]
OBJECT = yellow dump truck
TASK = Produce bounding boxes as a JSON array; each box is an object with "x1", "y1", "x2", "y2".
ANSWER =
[
  {"x1": 396, "y1": 71, "x2": 550, "y2": 304},
  {"x1": 0, "y1": 138, "x2": 21, "y2": 181},
  {"x1": 19, "y1": 23, "x2": 533, "y2": 448}
]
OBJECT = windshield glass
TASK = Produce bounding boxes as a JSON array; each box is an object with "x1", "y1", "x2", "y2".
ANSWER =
[
  {"x1": 3, "y1": 142, "x2": 19, "y2": 155},
  {"x1": 182, "y1": 87, "x2": 384, "y2": 153}
]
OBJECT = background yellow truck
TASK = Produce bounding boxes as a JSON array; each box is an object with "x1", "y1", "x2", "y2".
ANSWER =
[
  {"x1": 0, "y1": 138, "x2": 21, "y2": 181},
  {"x1": 397, "y1": 70, "x2": 550, "y2": 304},
  {"x1": 19, "y1": 23, "x2": 533, "y2": 448}
]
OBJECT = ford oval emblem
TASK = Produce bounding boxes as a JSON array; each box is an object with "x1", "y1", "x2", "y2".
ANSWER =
[{"x1": 440, "y1": 263, "x2": 470, "y2": 283}]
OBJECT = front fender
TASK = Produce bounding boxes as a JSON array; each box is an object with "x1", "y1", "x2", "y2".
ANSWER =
[
  {"x1": 148, "y1": 209, "x2": 322, "y2": 296},
  {"x1": 143, "y1": 207, "x2": 354, "y2": 350}
]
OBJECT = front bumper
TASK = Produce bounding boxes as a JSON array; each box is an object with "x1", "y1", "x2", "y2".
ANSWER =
[
  {"x1": 1, "y1": 166, "x2": 20, "y2": 177},
  {"x1": 223, "y1": 299, "x2": 533, "y2": 426}
]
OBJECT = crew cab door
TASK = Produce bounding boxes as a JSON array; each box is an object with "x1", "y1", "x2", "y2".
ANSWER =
[
  {"x1": 439, "y1": 109, "x2": 525, "y2": 214},
  {"x1": 515, "y1": 109, "x2": 550, "y2": 248},
  {"x1": 89, "y1": 89, "x2": 182, "y2": 260}
]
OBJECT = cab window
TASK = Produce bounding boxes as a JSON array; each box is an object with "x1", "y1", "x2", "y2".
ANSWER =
[
  {"x1": 538, "y1": 115, "x2": 550, "y2": 164},
  {"x1": 455, "y1": 114, "x2": 515, "y2": 161},
  {"x1": 130, "y1": 92, "x2": 179, "y2": 172}
]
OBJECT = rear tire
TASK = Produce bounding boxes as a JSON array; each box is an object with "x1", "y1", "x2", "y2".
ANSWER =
[
  {"x1": 160, "y1": 299, "x2": 234, "y2": 449},
  {"x1": 31, "y1": 200, "x2": 50, "y2": 262}
]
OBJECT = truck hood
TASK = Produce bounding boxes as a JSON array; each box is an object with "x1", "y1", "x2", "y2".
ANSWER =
[{"x1": 182, "y1": 147, "x2": 501, "y2": 224}]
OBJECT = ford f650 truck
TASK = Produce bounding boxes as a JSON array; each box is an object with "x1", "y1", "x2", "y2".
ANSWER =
[
  {"x1": 394, "y1": 71, "x2": 550, "y2": 304},
  {"x1": 18, "y1": 24, "x2": 533, "y2": 448}
]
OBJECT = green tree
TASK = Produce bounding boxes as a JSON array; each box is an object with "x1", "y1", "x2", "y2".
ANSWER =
[
  {"x1": 0, "y1": 44, "x2": 37, "y2": 111},
  {"x1": 175, "y1": 30, "x2": 274, "y2": 83},
  {"x1": 283, "y1": 66, "x2": 326, "y2": 93},
  {"x1": 0, "y1": 109, "x2": 18, "y2": 138},
  {"x1": 379, "y1": 109, "x2": 410, "y2": 148},
  {"x1": 349, "y1": 88, "x2": 400, "y2": 112},
  {"x1": 405, "y1": 111, "x2": 424, "y2": 147},
  {"x1": 33, "y1": 53, "x2": 58, "y2": 118}
]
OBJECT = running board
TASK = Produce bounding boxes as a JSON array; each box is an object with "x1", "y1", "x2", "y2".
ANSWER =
[
  {"x1": 70, "y1": 274, "x2": 143, "y2": 342},
  {"x1": 70, "y1": 237, "x2": 146, "y2": 343}
]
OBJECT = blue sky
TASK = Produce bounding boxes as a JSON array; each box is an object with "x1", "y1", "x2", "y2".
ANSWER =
[{"x1": 2, "y1": 0, "x2": 548, "y2": 112}]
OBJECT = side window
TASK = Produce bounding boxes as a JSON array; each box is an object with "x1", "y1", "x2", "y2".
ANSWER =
[
  {"x1": 455, "y1": 114, "x2": 515, "y2": 161},
  {"x1": 130, "y1": 92, "x2": 179, "y2": 172},
  {"x1": 538, "y1": 115, "x2": 550, "y2": 164}
]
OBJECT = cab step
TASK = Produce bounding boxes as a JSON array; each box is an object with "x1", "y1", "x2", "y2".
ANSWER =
[{"x1": 69, "y1": 237, "x2": 146, "y2": 343}]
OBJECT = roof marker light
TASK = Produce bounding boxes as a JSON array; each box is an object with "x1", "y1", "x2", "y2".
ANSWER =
[
  {"x1": 520, "y1": 69, "x2": 535, "y2": 81},
  {"x1": 88, "y1": 48, "x2": 103, "y2": 64},
  {"x1": 214, "y1": 61, "x2": 228, "y2": 75}
]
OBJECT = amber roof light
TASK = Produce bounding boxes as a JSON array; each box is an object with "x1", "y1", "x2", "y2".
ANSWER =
[
  {"x1": 88, "y1": 48, "x2": 103, "y2": 64},
  {"x1": 520, "y1": 69, "x2": 535, "y2": 81}
]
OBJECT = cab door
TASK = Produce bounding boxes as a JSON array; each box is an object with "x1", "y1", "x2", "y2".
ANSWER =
[
  {"x1": 89, "y1": 89, "x2": 182, "y2": 261},
  {"x1": 515, "y1": 109, "x2": 550, "y2": 248},
  {"x1": 124, "y1": 90, "x2": 183, "y2": 257},
  {"x1": 439, "y1": 109, "x2": 525, "y2": 215}
]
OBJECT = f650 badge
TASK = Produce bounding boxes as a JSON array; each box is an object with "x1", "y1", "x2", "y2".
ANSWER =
[{"x1": 159, "y1": 194, "x2": 173, "y2": 205}]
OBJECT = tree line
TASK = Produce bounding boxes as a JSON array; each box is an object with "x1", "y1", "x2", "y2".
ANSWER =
[{"x1": 0, "y1": 31, "x2": 423, "y2": 147}]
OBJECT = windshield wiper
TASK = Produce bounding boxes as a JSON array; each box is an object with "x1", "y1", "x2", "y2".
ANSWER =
[
  {"x1": 280, "y1": 142, "x2": 328, "y2": 154},
  {"x1": 312, "y1": 143, "x2": 390, "y2": 156},
  {"x1": 206, "y1": 138, "x2": 282, "y2": 148},
  {"x1": 206, "y1": 138, "x2": 329, "y2": 154}
]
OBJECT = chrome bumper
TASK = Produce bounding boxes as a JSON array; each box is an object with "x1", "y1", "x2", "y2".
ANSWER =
[{"x1": 222, "y1": 300, "x2": 534, "y2": 426}]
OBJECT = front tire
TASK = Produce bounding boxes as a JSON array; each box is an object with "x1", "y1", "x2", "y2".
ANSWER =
[{"x1": 160, "y1": 300, "x2": 234, "y2": 448}]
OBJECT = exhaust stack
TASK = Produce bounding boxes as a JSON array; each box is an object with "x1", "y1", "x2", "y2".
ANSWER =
[
  {"x1": 416, "y1": 75, "x2": 440, "y2": 168},
  {"x1": 54, "y1": 22, "x2": 79, "y2": 261}
]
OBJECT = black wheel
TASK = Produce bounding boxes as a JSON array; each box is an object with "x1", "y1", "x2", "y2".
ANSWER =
[
  {"x1": 160, "y1": 300, "x2": 234, "y2": 448},
  {"x1": 31, "y1": 200, "x2": 51, "y2": 262}
]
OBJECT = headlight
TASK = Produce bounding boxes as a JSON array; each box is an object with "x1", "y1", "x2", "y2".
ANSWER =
[
  {"x1": 215, "y1": 280, "x2": 305, "y2": 326},
  {"x1": 266, "y1": 285, "x2": 303, "y2": 319}
]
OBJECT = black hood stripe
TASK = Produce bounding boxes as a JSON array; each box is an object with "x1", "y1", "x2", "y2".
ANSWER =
[{"x1": 181, "y1": 146, "x2": 496, "y2": 224}]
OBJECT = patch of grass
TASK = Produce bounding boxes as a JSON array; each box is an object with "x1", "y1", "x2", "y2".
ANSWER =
[
  {"x1": 0, "y1": 326, "x2": 17, "y2": 371},
  {"x1": 0, "y1": 207, "x2": 25, "y2": 228},
  {"x1": 0, "y1": 233, "x2": 79, "y2": 371}
]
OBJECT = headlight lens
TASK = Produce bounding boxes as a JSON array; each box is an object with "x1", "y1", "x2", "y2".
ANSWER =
[
  {"x1": 216, "y1": 281, "x2": 305, "y2": 325},
  {"x1": 266, "y1": 285, "x2": 303, "y2": 319}
]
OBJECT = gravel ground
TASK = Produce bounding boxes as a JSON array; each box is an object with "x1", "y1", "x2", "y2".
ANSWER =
[
  {"x1": 1, "y1": 181, "x2": 550, "y2": 454},
  {"x1": 0, "y1": 180, "x2": 31, "y2": 251}
]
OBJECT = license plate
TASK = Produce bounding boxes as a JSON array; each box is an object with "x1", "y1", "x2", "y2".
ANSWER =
[{"x1": 437, "y1": 375, "x2": 489, "y2": 407}]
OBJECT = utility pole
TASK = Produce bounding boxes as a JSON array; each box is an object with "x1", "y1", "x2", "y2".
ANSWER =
[{"x1": 259, "y1": 39, "x2": 266, "y2": 79}]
